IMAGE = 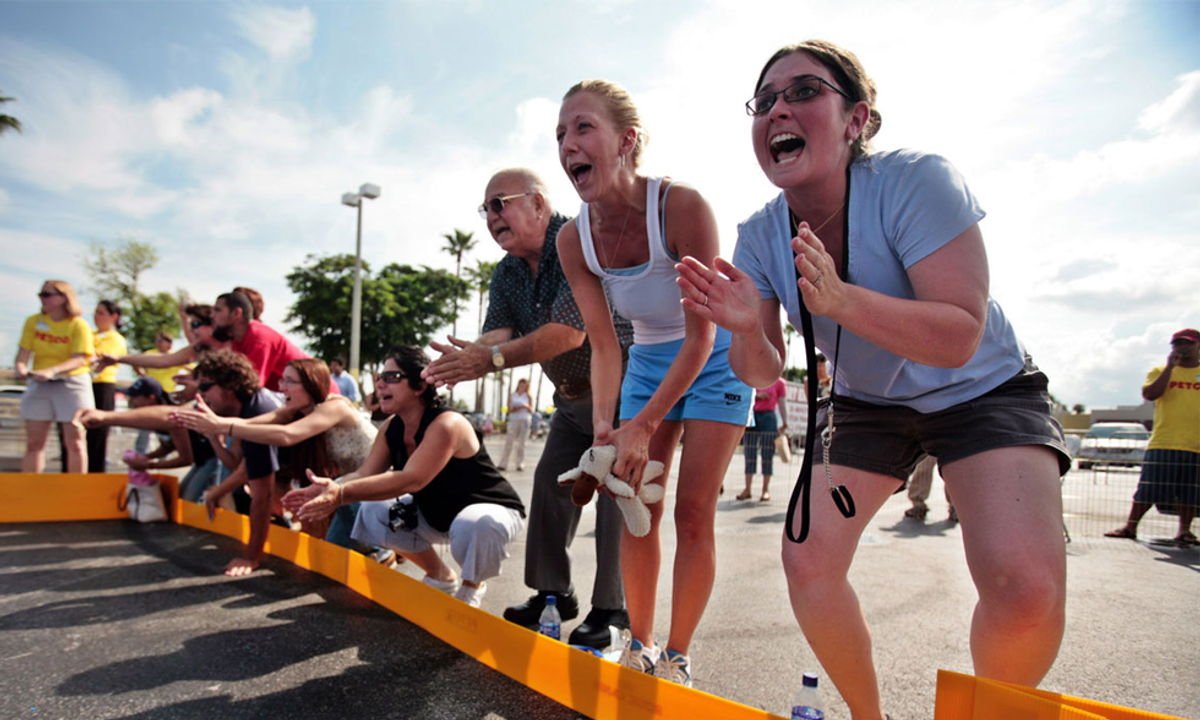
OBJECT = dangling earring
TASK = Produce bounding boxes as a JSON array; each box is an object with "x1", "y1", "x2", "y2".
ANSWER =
[{"x1": 619, "y1": 153, "x2": 626, "y2": 168}]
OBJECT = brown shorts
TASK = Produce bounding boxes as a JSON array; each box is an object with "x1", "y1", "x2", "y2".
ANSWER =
[{"x1": 817, "y1": 360, "x2": 1072, "y2": 482}]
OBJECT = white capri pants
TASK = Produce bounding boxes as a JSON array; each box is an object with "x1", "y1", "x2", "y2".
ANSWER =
[{"x1": 351, "y1": 497, "x2": 525, "y2": 585}]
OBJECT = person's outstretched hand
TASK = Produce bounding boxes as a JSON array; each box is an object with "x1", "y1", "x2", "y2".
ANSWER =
[{"x1": 676, "y1": 256, "x2": 763, "y2": 336}]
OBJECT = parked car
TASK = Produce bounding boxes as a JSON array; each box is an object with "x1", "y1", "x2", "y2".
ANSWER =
[
  {"x1": 1076, "y1": 422, "x2": 1150, "y2": 469},
  {"x1": 0, "y1": 385, "x2": 26, "y2": 472}
]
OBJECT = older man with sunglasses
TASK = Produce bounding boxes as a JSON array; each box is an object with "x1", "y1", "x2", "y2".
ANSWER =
[{"x1": 422, "y1": 168, "x2": 634, "y2": 648}]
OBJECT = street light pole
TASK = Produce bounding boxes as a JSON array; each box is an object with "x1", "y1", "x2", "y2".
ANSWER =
[{"x1": 341, "y1": 183, "x2": 380, "y2": 381}]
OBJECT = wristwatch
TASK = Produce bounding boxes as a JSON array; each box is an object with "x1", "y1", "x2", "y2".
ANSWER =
[{"x1": 491, "y1": 345, "x2": 505, "y2": 369}]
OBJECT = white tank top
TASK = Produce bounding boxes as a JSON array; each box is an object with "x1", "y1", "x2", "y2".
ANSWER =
[{"x1": 578, "y1": 176, "x2": 685, "y2": 345}]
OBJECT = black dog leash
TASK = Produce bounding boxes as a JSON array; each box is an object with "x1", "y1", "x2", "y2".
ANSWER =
[{"x1": 785, "y1": 166, "x2": 856, "y2": 544}]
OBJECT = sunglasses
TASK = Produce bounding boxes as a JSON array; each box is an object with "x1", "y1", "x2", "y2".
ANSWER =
[
  {"x1": 37, "y1": 291, "x2": 62, "y2": 298},
  {"x1": 197, "y1": 380, "x2": 217, "y2": 392},
  {"x1": 190, "y1": 320, "x2": 211, "y2": 330},
  {"x1": 477, "y1": 193, "x2": 530, "y2": 219},
  {"x1": 375, "y1": 370, "x2": 406, "y2": 385}
]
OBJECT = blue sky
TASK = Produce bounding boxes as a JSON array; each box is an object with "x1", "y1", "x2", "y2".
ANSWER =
[{"x1": 1, "y1": 0, "x2": 1197, "y2": 411}]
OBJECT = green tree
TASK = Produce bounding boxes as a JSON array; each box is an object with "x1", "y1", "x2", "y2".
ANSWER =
[
  {"x1": 285, "y1": 253, "x2": 466, "y2": 372},
  {"x1": 466, "y1": 259, "x2": 499, "y2": 412},
  {"x1": 0, "y1": 91, "x2": 21, "y2": 135},
  {"x1": 81, "y1": 237, "x2": 185, "y2": 351},
  {"x1": 1072, "y1": 403, "x2": 1087, "y2": 415}
]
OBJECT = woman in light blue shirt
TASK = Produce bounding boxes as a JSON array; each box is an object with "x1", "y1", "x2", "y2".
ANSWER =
[{"x1": 678, "y1": 40, "x2": 1071, "y2": 718}]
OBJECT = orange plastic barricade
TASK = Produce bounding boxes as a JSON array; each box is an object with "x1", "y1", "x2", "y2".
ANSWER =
[
  {"x1": 935, "y1": 670, "x2": 1188, "y2": 720},
  {"x1": 1, "y1": 473, "x2": 780, "y2": 720}
]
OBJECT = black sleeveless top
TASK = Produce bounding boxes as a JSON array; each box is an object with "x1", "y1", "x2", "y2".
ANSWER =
[{"x1": 386, "y1": 406, "x2": 525, "y2": 533}]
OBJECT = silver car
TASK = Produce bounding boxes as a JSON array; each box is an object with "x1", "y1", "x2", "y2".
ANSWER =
[{"x1": 1077, "y1": 422, "x2": 1150, "y2": 469}]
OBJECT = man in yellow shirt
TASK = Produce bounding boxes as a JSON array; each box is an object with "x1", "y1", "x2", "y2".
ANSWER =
[
  {"x1": 1106, "y1": 328, "x2": 1200, "y2": 546},
  {"x1": 141, "y1": 332, "x2": 194, "y2": 394}
]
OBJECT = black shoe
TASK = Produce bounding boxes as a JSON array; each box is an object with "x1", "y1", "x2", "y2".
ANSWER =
[
  {"x1": 568, "y1": 607, "x2": 630, "y2": 648},
  {"x1": 503, "y1": 590, "x2": 579, "y2": 626}
]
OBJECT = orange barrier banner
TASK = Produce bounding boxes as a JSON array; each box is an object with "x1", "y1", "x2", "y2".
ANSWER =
[
  {"x1": 935, "y1": 670, "x2": 1187, "y2": 720},
  {"x1": 0, "y1": 472, "x2": 178, "y2": 523},
  {"x1": 2, "y1": 472, "x2": 778, "y2": 720}
]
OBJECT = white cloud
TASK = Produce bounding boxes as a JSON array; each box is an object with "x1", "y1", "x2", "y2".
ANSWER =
[
  {"x1": 1138, "y1": 70, "x2": 1200, "y2": 136},
  {"x1": 230, "y1": 5, "x2": 315, "y2": 63}
]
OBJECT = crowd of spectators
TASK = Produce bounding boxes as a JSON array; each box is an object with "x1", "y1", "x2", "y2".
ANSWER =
[{"x1": 21, "y1": 38, "x2": 1192, "y2": 716}]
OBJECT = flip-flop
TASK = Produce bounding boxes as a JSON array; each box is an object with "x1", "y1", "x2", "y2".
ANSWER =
[
  {"x1": 735, "y1": 491, "x2": 752, "y2": 501},
  {"x1": 759, "y1": 493, "x2": 771, "y2": 502},
  {"x1": 1104, "y1": 527, "x2": 1137, "y2": 540},
  {"x1": 1172, "y1": 532, "x2": 1199, "y2": 547}
]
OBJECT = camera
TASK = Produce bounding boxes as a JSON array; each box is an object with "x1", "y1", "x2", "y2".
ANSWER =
[{"x1": 387, "y1": 499, "x2": 418, "y2": 531}]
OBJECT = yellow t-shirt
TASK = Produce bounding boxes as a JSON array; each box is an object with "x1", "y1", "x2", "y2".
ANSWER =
[
  {"x1": 1145, "y1": 364, "x2": 1200, "y2": 453},
  {"x1": 141, "y1": 349, "x2": 194, "y2": 393},
  {"x1": 92, "y1": 329, "x2": 128, "y2": 384},
  {"x1": 19, "y1": 313, "x2": 94, "y2": 376}
]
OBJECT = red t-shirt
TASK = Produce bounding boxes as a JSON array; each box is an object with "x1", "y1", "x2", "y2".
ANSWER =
[{"x1": 231, "y1": 321, "x2": 308, "y2": 392}]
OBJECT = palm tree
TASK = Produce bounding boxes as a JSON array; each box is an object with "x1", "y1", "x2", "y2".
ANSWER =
[
  {"x1": 441, "y1": 229, "x2": 478, "y2": 339},
  {"x1": 441, "y1": 229, "x2": 477, "y2": 405},
  {"x1": 466, "y1": 258, "x2": 498, "y2": 412},
  {"x1": 0, "y1": 91, "x2": 23, "y2": 135}
]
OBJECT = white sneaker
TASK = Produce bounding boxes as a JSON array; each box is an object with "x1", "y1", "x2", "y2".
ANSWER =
[
  {"x1": 653, "y1": 649, "x2": 692, "y2": 687},
  {"x1": 617, "y1": 630, "x2": 658, "y2": 673},
  {"x1": 422, "y1": 575, "x2": 459, "y2": 595},
  {"x1": 454, "y1": 582, "x2": 487, "y2": 607}
]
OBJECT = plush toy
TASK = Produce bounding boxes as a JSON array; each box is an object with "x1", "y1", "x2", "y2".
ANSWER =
[{"x1": 557, "y1": 445, "x2": 665, "y2": 537}]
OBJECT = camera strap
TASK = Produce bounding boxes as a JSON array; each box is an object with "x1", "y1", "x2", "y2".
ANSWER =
[{"x1": 785, "y1": 165, "x2": 856, "y2": 544}]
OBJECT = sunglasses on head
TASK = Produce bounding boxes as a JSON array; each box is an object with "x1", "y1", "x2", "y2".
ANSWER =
[{"x1": 376, "y1": 370, "x2": 406, "y2": 385}]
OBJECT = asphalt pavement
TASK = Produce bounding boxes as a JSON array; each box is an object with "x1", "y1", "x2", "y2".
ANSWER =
[{"x1": 1, "y1": 435, "x2": 1196, "y2": 720}]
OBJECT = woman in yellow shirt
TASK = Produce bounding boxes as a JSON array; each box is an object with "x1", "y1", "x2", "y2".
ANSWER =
[
  {"x1": 15, "y1": 280, "x2": 95, "y2": 472},
  {"x1": 88, "y1": 300, "x2": 128, "y2": 472}
]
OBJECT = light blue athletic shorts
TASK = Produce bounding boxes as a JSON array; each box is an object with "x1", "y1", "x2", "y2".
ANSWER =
[{"x1": 620, "y1": 328, "x2": 752, "y2": 426}]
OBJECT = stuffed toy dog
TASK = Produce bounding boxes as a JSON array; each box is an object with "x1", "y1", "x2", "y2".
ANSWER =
[{"x1": 557, "y1": 445, "x2": 665, "y2": 537}]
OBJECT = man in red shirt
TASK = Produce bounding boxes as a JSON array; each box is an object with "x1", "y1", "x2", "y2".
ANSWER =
[{"x1": 212, "y1": 291, "x2": 308, "y2": 393}]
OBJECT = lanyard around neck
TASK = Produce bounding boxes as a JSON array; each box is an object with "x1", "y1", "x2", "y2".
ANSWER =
[{"x1": 784, "y1": 164, "x2": 856, "y2": 544}]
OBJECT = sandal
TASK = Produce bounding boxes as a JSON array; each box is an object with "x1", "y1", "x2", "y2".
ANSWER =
[
  {"x1": 1104, "y1": 526, "x2": 1137, "y2": 540},
  {"x1": 759, "y1": 492, "x2": 771, "y2": 502},
  {"x1": 735, "y1": 490, "x2": 752, "y2": 501},
  {"x1": 1172, "y1": 531, "x2": 1199, "y2": 547}
]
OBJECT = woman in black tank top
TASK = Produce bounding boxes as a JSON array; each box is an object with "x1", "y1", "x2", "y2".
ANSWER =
[{"x1": 284, "y1": 346, "x2": 524, "y2": 608}]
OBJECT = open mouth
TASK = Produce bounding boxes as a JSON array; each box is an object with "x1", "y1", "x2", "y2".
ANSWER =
[
  {"x1": 569, "y1": 162, "x2": 593, "y2": 186},
  {"x1": 491, "y1": 222, "x2": 513, "y2": 240},
  {"x1": 770, "y1": 133, "x2": 805, "y2": 165}
]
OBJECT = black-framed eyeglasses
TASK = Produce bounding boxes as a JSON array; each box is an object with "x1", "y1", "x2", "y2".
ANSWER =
[
  {"x1": 375, "y1": 370, "x2": 406, "y2": 385},
  {"x1": 37, "y1": 291, "x2": 62, "y2": 298},
  {"x1": 477, "y1": 193, "x2": 530, "y2": 219},
  {"x1": 197, "y1": 380, "x2": 217, "y2": 392},
  {"x1": 746, "y1": 76, "x2": 852, "y2": 117}
]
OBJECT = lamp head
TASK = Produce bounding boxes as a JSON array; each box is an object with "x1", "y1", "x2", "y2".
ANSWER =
[
  {"x1": 359, "y1": 183, "x2": 381, "y2": 199},
  {"x1": 341, "y1": 192, "x2": 361, "y2": 207}
]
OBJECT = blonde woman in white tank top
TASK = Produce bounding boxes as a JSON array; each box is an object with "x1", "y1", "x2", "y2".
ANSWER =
[{"x1": 554, "y1": 79, "x2": 751, "y2": 687}]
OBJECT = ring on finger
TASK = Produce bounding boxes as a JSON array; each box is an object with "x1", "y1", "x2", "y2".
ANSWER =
[
  {"x1": 814, "y1": 270, "x2": 824, "y2": 286},
  {"x1": 703, "y1": 294, "x2": 709, "y2": 307}
]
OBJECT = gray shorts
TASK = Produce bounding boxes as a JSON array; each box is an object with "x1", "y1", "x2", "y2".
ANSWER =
[
  {"x1": 819, "y1": 361, "x2": 1072, "y2": 482},
  {"x1": 20, "y1": 375, "x2": 94, "y2": 423}
]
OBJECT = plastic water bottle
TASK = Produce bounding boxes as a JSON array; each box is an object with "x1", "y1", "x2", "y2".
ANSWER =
[
  {"x1": 538, "y1": 595, "x2": 562, "y2": 640},
  {"x1": 790, "y1": 672, "x2": 825, "y2": 719}
]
